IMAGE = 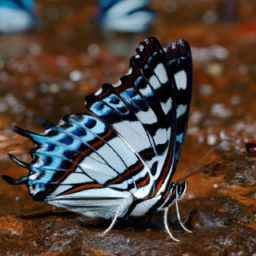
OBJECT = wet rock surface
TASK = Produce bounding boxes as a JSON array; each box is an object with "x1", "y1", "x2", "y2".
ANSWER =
[{"x1": 0, "y1": 0, "x2": 256, "y2": 255}]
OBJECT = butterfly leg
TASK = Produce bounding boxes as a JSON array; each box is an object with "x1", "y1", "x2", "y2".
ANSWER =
[
  {"x1": 175, "y1": 201, "x2": 192, "y2": 233},
  {"x1": 164, "y1": 207, "x2": 180, "y2": 242},
  {"x1": 100, "y1": 208, "x2": 120, "y2": 237}
]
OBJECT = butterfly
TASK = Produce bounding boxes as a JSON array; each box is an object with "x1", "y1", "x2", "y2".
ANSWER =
[
  {"x1": 0, "y1": 0, "x2": 34, "y2": 33},
  {"x1": 2, "y1": 37, "x2": 193, "y2": 241},
  {"x1": 97, "y1": 0, "x2": 154, "y2": 32}
]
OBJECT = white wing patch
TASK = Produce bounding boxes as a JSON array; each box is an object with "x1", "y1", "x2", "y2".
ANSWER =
[
  {"x1": 107, "y1": 137, "x2": 138, "y2": 167},
  {"x1": 113, "y1": 80, "x2": 122, "y2": 87},
  {"x1": 46, "y1": 185, "x2": 73, "y2": 198},
  {"x1": 174, "y1": 70, "x2": 187, "y2": 90},
  {"x1": 126, "y1": 68, "x2": 133, "y2": 75},
  {"x1": 94, "y1": 87, "x2": 103, "y2": 96},
  {"x1": 176, "y1": 104, "x2": 187, "y2": 118},
  {"x1": 153, "y1": 128, "x2": 168, "y2": 145},
  {"x1": 136, "y1": 108, "x2": 157, "y2": 125},
  {"x1": 138, "y1": 83, "x2": 153, "y2": 97},
  {"x1": 154, "y1": 63, "x2": 168, "y2": 84},
  {"x1": 113, "y1": 120, "x2": 151, "y2": 153},
  {"x1": 160, "y1": 97, "x2": 172, "y2": 115},
  {"x1": 61, "y1": 173, "x2": 92, "y2": 185},
  {"x1": 149, "y1": 75, "x2": 160, "y2": 90},
  {"x1": 95, "y1": 144, "x2": 127, "y2": 174},
  {"x1": 80, "y1": 157, "x2": 117, "y2": 183}
]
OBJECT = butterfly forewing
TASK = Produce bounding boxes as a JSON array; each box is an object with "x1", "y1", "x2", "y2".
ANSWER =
[
  {"x1": 165, "y1": 40, "x2": 192, "y2": 169},
  {"x1": 85, "y1": 37, "x2": 178, "y2": 200}
]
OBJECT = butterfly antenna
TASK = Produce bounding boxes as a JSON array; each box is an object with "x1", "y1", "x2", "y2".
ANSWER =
[
  {"x1": 181, "y1": 140, "x2": 223, "y2": 181},
  {"x1": 164, "y1": 208, "x2": 180, "y2": 242}
]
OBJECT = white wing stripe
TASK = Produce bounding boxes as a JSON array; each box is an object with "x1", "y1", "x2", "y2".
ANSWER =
[
  {"x1": 149, "y1": 75, "x2": 160, "y2": 90},
  {"x1": 135, "y1": 107, "x2": 157, "y2": 125}
]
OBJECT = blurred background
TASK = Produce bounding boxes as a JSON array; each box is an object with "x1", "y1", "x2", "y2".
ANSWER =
[
  {"x1": 0, "y1": 0, "x2": 256, "y2": 254},
  {"x1": 0, "y1": 0, "x2": 255, "y2": 138}
]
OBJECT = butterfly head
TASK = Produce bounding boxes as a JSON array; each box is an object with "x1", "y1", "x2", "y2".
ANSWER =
[
  {"x1": 175, "y1": 180, "x2": 187, "y2": 201},
  {"x1": 161, "y1": 180, "x2": 187, "y2": 209}
]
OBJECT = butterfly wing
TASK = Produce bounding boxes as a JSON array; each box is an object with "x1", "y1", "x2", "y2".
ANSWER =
[
  {"x1": 85, "y1": 37, "x2": 178, "y2": 200},
  {"x1": 3, "y1": 37, "x2": 192, "y2": 219},
  {"x1": 97, "y1": 0, "x2": 154, "y2": 33},
  {"x1": 5, "y1": 116, "x2": 135, "y2": 219},
  {"x1": 165, "y1": 39, "x2": 193, "y2": 170}
]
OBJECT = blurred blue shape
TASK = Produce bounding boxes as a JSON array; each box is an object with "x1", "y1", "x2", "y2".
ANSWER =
[
  {"x1": 97, "y1": 0, "x2": 154, "y2": 33},
  {"x1": 0, "y1": 0, "x2": 34, "y2": 33}
]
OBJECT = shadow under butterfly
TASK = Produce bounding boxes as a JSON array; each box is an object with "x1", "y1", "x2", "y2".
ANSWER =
[
  {"x1": 3, "y1": 37, "x2": 193, "y2": 241},
  {"x1": 0, "y1": 0, "x2": 35, "y2": 33},
  {"x1": 96, "y1": 0, "x2": 155, "y2": 33}
]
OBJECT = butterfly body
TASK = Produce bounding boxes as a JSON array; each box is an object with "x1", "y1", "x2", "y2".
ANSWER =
[{"x1": 3, "y1": 37, "x2": 192, "y2": 236}]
